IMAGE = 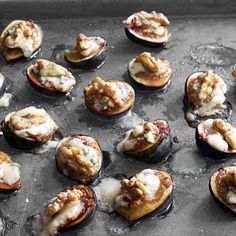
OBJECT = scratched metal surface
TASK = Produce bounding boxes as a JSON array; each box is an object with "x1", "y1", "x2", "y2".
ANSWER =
[{"x1": 0, "y1": 3, "x2": 236, "y2": 236}]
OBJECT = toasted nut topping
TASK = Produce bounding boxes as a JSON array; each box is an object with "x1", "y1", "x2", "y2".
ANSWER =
[
  {"x1": 47, "y1": 188, "x2": 82, "y2": 216},
  {"x1": 84, "y1": 77, "x2": 126, "y2": 111},
  {"x1": 232, "y1": 68, "x2": 236, "y2": 78},
  {"x1": 188, "y1": 70, "x2": 226, "y2": 108},
  {"x1": 222, "y1": 171, "x2": 236, "y2": 186},
  {"x1": 213, "y1": 119, "x2": 236, "y2": 149},
  {"x1": 75, "y1": 34, "x2": 103, "y2": 57}
]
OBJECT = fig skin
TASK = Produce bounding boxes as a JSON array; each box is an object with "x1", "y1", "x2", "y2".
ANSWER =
[{"x1": 125, "y1": 27, "x2": 168, "y2": 48}]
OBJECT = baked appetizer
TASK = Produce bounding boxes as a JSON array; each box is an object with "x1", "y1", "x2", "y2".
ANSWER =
[
  {"x1": 115, "y1": 169, "x2": 173, "y2": 225},
  {"x1": 117, "y1": 120, "x2": 172, "y2": 163},
  {"x1": 128, "y1": 52, "x2": 172, "y2": 91},
  {"x1": 184, "y1": 70, "x2": 232, "y2": 128},
  {"x1": 0, "y1": 20, "x2": 43, "y2": 62},
  {"x1": 36, "y1": 185, "x2": 96, "y2": 235},
  {"x1": 64, "y1": 34, "x2": 107, "y2": 70},
  {"x1": 0, "y1": 151, "x2": 21, "y2": 192},
  {"x1": 123, "y1": 11, "x2": 171, "y2": 47},
  {"x1": 84, "y1": 76, "x2": 135, "y2": 119},
  {"x1": 56, "y1": 135, "x2": 103, "y2": 184},
  {"x1": 210, "y1": 166, "x2": 236, "y2": 214},
  {"x1": 27, "y1": 59, "x2": 76, "y2": 96},
  {"x1": 196, "y1": 119, "x2": 236, "y2": 160},
  {"x1": 1, "y1": 106, "x2": 58, "y2": 150}
]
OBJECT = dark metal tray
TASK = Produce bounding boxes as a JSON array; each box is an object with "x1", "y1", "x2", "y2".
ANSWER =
[{"x1": 0, "y1": 1, "x2": 236, "y2": 235}]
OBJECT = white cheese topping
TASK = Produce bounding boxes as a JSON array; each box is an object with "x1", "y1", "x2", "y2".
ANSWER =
[
  {"x1": 227, "y1": 191, "x2": 236, "y2": 205},
  {"x1": 0, "y1": 93, "x2": 12, "y2": 107},
  {"x1": 110, "y1": 82, "x2": 133, "y2": 101},
  {"x1": 135, "y1": 169, "x2": 160, "y2": 199},
  {"x1": 93, "y1": 177, "x2": 122, "y2": 213},
  {"x1": 7, "y1": 106, "x2": 58, "y2": 140},
  {"x1": 200, "y1": 119, "x2": 236, "y2": 152},
  {"x1": 0, "y1": 162, "x2": 20, "y2": 185},
  {"x1": 0, "y1": 73, "x2": 4, "y2": 88}
]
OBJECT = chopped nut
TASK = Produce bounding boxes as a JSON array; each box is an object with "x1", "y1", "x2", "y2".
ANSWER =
[
  {"x1": 136, "y1": 52, "x2": 159, "y2": 74},
  {"x1": 84, "y1": 77, "x2": 127, "y2": 111},
  {"x1": 223, "y1": 171, "x2": 236, "y2": 186},
  {"x1": 47, "y1": 188, "x2": 82, "y2": 217},
  {"x1": 213, "y1": 119, "x2": 236, "y2": 149},
  {"x1": 232, "y1": 68, "x2": 236, "y2": 78}
]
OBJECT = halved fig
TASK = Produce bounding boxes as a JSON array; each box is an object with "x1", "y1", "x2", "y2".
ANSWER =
[
  {"x1": 117, "y1": 119, "x2": 172, "y2": 163},
  {"x1": 1, "y1": 106, "x2": 58, "y2": 150},
  {"x1": 196, "y1": 119, "x2": 236, "y2": 160},
  {"x1": 0, "y1": 20, "x2": 43, "y2": 62},
  {"x1": 55, "y1": 134, "x2": 103, "y2": 184},
  {"x1": 64, "y1": 34, "x2": 107, "y2": 70},
  {"x1": 210, "y1": 166, "x2": 236, "y2": 214},
  {"x1": 183, "y1": 70, "x2": 232, "y2": 128},
  {"x1": 124, "y1": 11, "x2": 171, "y2": 47},
  {"x1": 128, "y1": 52, "x2": 172, "y2": 91},
  {"x1": 84, "y1": 76, "x2": 135, "y2": 119},
  {"x1": 27, "y1": 59, "x2": 76, "y2": 97},
  {"x1": 115, "y1": 168, "x2": 174, "y2": 225},
  {"x1": 35, "y1": 185, "x2": 96, "y2": 235},
  {"x1": 0, "y1": 151, "x2": 21, "y2": 192},
  {"x1": 0, "y1": 72, "x2": 7, "y2": 98}
]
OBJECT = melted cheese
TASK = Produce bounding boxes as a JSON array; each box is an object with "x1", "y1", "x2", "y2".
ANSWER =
[
  {"x1": 144, "y1": 131, "x2": 156, "y2": 143},
  {"x1": 7, "y1": 106, "x2": 58, "y2": 140},
  {"x1": 0, "y1": 93, "x2": 12, "y2": 107},
  {"x1": 135, "y1": 169, "x2": 160, "y2": 199},
  {"x1": 110, "y1": 82, "x2": 132, "y2": 101},
  {"x1": 206, "y1": 134, "x2": 228, "y2": 152},
  {"x1": 0, "y1": 162, "x2": 20, "y2": 185},
  {"x1": 93, "y1": 177, "x2": 121, "y2": 213},
  {"x1": 227, "y1": 191, "x2": 236, "y2": 205},
  {"x1": 40, "y1": 75, "x2": 75, "y2": 92}
]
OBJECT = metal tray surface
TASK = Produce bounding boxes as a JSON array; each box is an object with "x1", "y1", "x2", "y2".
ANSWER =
[{"x1": 0, "y1": 3, "x2": 236, "y2": 236}]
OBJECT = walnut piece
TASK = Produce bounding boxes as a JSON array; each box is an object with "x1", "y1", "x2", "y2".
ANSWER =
[
  {"x1": 84, "y1": 77, "x2": 124, "y2": 111},
  {"x1": 75, "y1": 34, "x2": 100, "y2": 57},
  {"x1": 188, "y1": 70, "x2": 224, "y2": 108},
  {"x1": 131, "y1": 11, "x2": 169, "y2": 29},
  {"x1": 232, "y1": 68, "x2": 236, "y2": 78},
  {"x1": 47, "y1": 188, "x2": 82, "y2": 216},
  {"x1": 4, "y1": 21, "x2": 36, "y2": 49},
  {"x1": 222, "y1": 171, "x2": 236, "y2": 187},
  {"x1": 212, "y1": 119, "x2": 236, "y2": 149},
  {"x1": 10, "y1": 112, "x2": 47, "y2": 130}
]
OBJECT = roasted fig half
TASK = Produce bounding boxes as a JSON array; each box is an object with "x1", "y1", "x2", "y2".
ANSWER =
[
  {"x1": 35, "y1": 185, "x2": 96, "y2": 235},
  {"x1": 1, "y1": 106, "x2": 58, "y2": 150},
  {"x1": 0, "y1": 151, "x2": 21, "y2": 193},
  {"x1": 196, "y1": 119, "x2": 236, "y2": 160},
  {"x1": 84, "y1": 76, "x2": 135, "y2": 119},
  {"x1": 27, "y1": 59, "x2": 76, "y2": 97},
  {"x1": 210, "y1": 166, "x2": 236, "y2": 214},
  {"x1": 0, "y1": 20, "x2": 43, "y2": 62},
  {"x1": 124, "y1": 11, "x2": 171, "y2": 47},
  {"x1": 128, "y1": 52, "x2": 172, "y2": 91},
  {"x1": 64, "y1": 34, "x2": 107, "y2": 70},
  {"x1": 55, "y1": 134, "x2": 103, "y2": 184},
  {"x1": 115, "y1": 168, "x2": 173, "y2": 225},
  {"x1": 184, "y1": 70, "x2": 232, "y2": 128},
  {"x1": 117, "y1": 119, "x2": 172, "y2": 163}
]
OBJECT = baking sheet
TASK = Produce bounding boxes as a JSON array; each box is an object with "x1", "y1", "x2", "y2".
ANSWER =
[{"x1": 0, "y1": 2, "x2": 236, "y2": 236}]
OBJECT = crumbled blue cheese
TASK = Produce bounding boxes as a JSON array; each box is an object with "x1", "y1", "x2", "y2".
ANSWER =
[{"x1": 0, "y1": 162, "x2": 20, "y2": 185}]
